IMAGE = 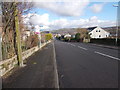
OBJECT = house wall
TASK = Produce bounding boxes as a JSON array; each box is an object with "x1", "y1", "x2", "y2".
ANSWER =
[
  {"x1": 89, "y1": 27, "x2": 110, "y2": 38},
  {"x1": 64, "y1": 34, "x2": 71, "y2": 38},
  {"x1": 25, "y1": 31, "x2": 31, "y2": 36},
  {"x1": 22, "y1": 30, "x2": 31, "y2": 41}
]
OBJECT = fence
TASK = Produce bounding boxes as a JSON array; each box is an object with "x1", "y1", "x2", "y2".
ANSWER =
[{"x1": 0, "y1": 40, "x2": 51, "y2": 76}]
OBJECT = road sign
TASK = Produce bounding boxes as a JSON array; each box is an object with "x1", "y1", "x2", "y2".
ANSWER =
[
  {"x1": 40, "y1": 29, "x2": 44, "y2": 31},
  {"x1": 35, "y1": 32, "x2": 40, "y2": 34},
  {"x1": 40, "y1": 25, "x2": 43, "y2": 27}
]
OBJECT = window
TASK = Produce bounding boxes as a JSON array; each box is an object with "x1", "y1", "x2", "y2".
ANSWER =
[
  {"x1": 106, "y1": 35, "x2": 107, "y2": 37},
  {"x1": 99, "y1": 35, "x2": 101, "y2": 37},
  {"x1": 89, "y1": 33, "x2": 92, "y2": 35},
  {"x1": 96, "y1": 30, "x2": 98, "y2": 32},
  {"x1": 99, "y1": 30, "x2": 100, "y2": 32}
]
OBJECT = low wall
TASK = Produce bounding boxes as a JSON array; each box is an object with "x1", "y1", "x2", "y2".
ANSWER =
[{"x1": 0, "y1": 41, "x2": 51, "y2": 76}]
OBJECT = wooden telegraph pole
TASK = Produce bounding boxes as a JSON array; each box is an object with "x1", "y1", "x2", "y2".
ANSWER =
[{"x1": 14, "y1": 2, "x2": 23, "y2": 66}]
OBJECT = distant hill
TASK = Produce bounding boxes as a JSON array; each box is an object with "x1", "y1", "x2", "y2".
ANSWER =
[
  {"x1": 51, "y1": 28, "x2": 77, "y2": 35},
  {"x1": 103, "y1": 27, "x2": 117, "y2": 36},
  {"x1": 52, "y1": 26, "x2": 117, "y2": 36}
]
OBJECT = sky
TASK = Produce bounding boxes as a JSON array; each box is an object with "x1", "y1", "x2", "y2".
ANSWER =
[{"x1": 22, "y1": 0, "x2": 119, "y2": 31}]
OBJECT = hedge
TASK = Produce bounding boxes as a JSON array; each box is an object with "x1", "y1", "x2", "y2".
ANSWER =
[{"x1": 90, "y1": 38, "x2": 120, "y2": 46}]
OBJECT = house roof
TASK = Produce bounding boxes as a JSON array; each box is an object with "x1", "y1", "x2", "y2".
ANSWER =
[
  {"x1": 43, "y1": 31, "x2": 50, "y2": 33},
  {"x1": 87, "y1": 26, "x2": 97, "y2": 31}
]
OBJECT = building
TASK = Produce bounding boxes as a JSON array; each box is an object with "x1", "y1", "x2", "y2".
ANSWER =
[
  {"x1": 56, "y1": 34, "x2": 61, "y2": 37},
  {"x1": 64, "y1": 34, "x2": 71, "y2": 38},
  {"x1": 88, "y1": 26, "x2": 110, "y2": 39},
  {"x1": 22, "y1": 29, "x2": 31, "y2": 41}
]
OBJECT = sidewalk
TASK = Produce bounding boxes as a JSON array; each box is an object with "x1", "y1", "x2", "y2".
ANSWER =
[{"x1": 2, "y1": 41, "x2": 59, "y2": 88}]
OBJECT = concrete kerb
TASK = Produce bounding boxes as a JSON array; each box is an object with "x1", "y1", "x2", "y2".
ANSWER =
[{"x1": 52, "y1": 41, "x2": 59, "y2": 89}]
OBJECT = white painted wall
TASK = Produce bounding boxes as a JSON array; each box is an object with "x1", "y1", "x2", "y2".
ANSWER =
[
  {"x1": 22, "y1": 30, "x2": 31, "y2": 41},
  {"x1": 64, "y1": 34, "x2": 71, "y2": 38},
  {"x1": 89, "y1": 26, "x2": 110, "y2": 38}
]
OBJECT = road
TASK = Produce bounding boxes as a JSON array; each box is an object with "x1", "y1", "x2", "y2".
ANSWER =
[{"x1": 54, "y1": 40, "x2": 119, "y2": 88}]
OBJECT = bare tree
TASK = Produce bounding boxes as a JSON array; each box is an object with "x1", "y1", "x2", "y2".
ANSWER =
[{"x1": 1, "y1": 1, "x2": 34, "y2": 61}]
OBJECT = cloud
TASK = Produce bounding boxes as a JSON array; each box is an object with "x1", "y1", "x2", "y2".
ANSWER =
[
  {"x1": 29, "y1": 13, "x2": 49, "y2": 25},
  {"x1": 33, "y1": 0, "x2": 89, "y2": 16},
  {"x1": 49, "y1": 16, "x2": 116, "y2": 30},
  {"x1": 22, "y1": 13, "x2": 50, "y2": 30},
  {"x1": 23, "y1": 13, "x2": 49, "y2": 25},
  {"x1": 89, "y1": 16, "x2": 98, "y2": 22},
  {"x1": 23, "y1": 14, "x2": 116, "y2": 31},
  {"x1": 90, "y1": 3, "x2": 105, "y2": 13}
]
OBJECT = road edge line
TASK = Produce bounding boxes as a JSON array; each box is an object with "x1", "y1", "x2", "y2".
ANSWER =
[{"x1": 52, "y1": 40, "x2": 60, "y2": 89}]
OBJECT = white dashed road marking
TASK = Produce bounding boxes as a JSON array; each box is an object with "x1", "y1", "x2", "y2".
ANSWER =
[
  {"x1": 94, "y1": 51, "x2": 120, "y2": 61},
  {"x1": 78, "y1": 46, "x2": 88, "y2": 50},
  {"x1": 70, "y1": 44, "x2": 76, "y2": 47}
]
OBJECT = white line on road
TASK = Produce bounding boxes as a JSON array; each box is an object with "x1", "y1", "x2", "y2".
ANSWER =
[
  {"x1": 78, "y1": 46, "x2": 88, "y2": 50},
  {"x1": 61, "y1": 42, "x2": 65, "y2": 44},
  {"x1": 70, "y1": 44, "x2": 76, "y2": 47},
  {"x1": 94, "y1": 51, "x2": 120, "y2": 61}
]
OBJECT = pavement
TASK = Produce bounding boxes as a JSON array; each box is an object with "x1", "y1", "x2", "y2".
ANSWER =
[
  {"x1": 2, "y1": 41, "x2": 59, "y2": 88},
  {"x1": 55, "y1": 40, "x2": 119, "y2": 88}
]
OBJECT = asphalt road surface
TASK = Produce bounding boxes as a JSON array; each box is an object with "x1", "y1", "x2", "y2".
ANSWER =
[{"x1": 54, "y1": 40, "x2": 119, "y2": 88}]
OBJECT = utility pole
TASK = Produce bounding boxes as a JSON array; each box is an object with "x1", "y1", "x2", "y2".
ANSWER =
[
  {"x1": 39, "y1": 32, "x2": 41, "y2": 48},
  {"x1": 35, "y1": 25, "x2": 42, "y2": 48},
  {"x1": 14, "y1": 2, "x2": 23, "y2": 66},
  {"x1": 39, "y1": 25, "x2": 43, "y2": 48},
  {"x1": 113, "y1": 4, "x2": 119, "y2": 46}
]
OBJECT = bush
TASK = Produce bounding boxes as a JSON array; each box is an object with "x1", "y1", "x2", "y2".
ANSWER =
[
  {"x1": 75, "y1": 33, "x2": 80, "y2": 42},
  {"x1": 45, "y1": 33, "x2": 53, "y2": 41},
  {"x1": 25, "y1": 34, "x2": 39, "y2": 50},
  {"x1": 70, "y1": 38, "x2": 76, "y2": 42}
]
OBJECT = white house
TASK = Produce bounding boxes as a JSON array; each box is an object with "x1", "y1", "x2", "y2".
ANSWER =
[
  {"x1": 64, "y1": 34, "x2": 71, "y2": 38},
  {"x1": 56, "y1": 34, "x2": 61, "y2": 37},
  {"x1": 22, "y1": 29, "x2": 31, "y2": 41},
  {"x1": 88, "y1": 26, "x2": 110, "y2": 38}
]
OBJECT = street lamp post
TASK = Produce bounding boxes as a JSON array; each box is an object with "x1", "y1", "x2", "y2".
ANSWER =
[
  {"x1": 39, "y1": 25, "x2": 43, "y2": 49},
  {"x1": 34, "y1": 25, "x2": 43, "y2": 49},
  {"x1": 113, "y1": 4, "x2": 119, "y2": 46},
  {"x1": 0, "y1": 30, "x2": 2, "y2": 61},
  {"x1": 38, "y1": 31, "x2": 41, "y2": 48}
]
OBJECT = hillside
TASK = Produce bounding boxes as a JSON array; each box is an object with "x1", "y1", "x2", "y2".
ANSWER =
[{"x1": 52, "y1": 26, "x2": 117, "y2": 36}]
